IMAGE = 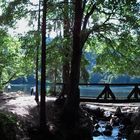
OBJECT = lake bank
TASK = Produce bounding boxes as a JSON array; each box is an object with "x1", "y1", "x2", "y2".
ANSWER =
[{"x1": 5, "y1": 84, "x2": 140, "y2": 99}]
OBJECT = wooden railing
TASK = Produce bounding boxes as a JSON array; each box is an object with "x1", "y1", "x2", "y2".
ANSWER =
[{"x1": 56, "y1": 83, "x2": 140, "y2": 101}]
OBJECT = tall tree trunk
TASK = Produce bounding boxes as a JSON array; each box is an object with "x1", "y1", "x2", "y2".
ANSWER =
[
  {"x1": 63, "y1": 0, "x2": 83, "y2": 126},
  {"x1": 40, "y1": 0, "x2": 47, "y2": 131},
  {"x1": 35, "y1": 0, "x2": 41, "y2": 104},
  {"x1": 61, "y1": 0, "x2": 70, "y2": 96},
  {"x1": 62, "y1": 63, "x2": 70, "y2": 95}
]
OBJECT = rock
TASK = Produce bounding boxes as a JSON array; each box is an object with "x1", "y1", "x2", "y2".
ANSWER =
[
  {"x1": 134, "y1": 106, "x2": 140, "y2": 113},
  {"x1": 119, "y1": 125, "x2": 125, "y2": 133},
  {"x1": 105, "y1": 123, "x2": 113, "y2": 131},
  {"x1": 94, "y1": 123, "x2": 100, "y2": 130},
  {"x1": 103, "y1": 111, "x2": 112, "y2": 121},
  {"x1": 114, "y1": 107, "x2": 122, "y2": 117},
  {"x1": 83, "y1": 104, "x2": 104, "y2": 119},
  {"x1": 110, "y1": 116, "x2": 120, "y2": 126},
  {"x1": 121, "y1": 113, "x2": 132, "y2": 126},
  {"x1": 93, "y1": 130, "x2": 102, "y2": 137},
  {"x1": 101, "y1": 122, "x2": 113, "y2": 136},
  {"x1": 47, "y1": 122, "x2": 57, "y2": 135},
  {"x1": 118, "y1": 131, "x2": 122, "y2": 137},
  {"x1": 94, "y1": 123, "x2": 100, "y2": 129},
  {"x1": 103, "y1": 129, "x2": 112, "y2": 136}
]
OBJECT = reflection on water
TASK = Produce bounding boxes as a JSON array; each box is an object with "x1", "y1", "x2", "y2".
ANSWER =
[
  {"x1": 6, "y1": 84, "x2": 136, "y2": 99},
  {"x1": 93, "y1": 127, "x2": 119, "y2": 140},
  {"x1": 93, "y1": 121, "x2": 127, "y2": 140}
]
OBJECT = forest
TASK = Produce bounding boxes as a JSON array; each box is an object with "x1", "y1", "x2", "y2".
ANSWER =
[{"x1": 0, "y1": 0, "x2": 140, "y2": 140}]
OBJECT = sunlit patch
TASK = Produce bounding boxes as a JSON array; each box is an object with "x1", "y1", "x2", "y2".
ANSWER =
[
  {"x1": 0, "y1": 93, "x2": 56, "y2": 117},
  {"x1": 4, "y1": 96, "x2": 36, "y2": 117}
]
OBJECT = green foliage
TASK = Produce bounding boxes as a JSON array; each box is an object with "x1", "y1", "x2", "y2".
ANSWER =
[
  {"x1": 0, "y1": 0, "x2": 28, "y2": 27},
  {"x1": 0, "y1": 30, "x2": 19, "y2": 88},
  {"x1": 82, "y1": 0, "x2": 140, "y2": 76},
  {"x1": 80, "y1": 55, "x2": 90, "y2": 83},
  {"x1": 19, "y1": 31, "x2": 39, "y2": 74},
  {"x1": 46, "y1": 37, "x2": 63, "y2": 83},
  {"x1": 0, "y1": 1, "x2": 41, "y2": 90},
  {"x1": 0, "y1": 29, "x2": 35, "y2": 90},
  {"x1": 89, "y1": 34, "x2": 140, "y2": 76},
  {"x1": 0, "y1": 0, "x2": 139, "y2": 85}
]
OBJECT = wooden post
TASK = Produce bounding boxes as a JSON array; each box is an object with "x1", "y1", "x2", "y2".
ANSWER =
[
  {"x1": 127, "y1": 85, "x2": 140, "y2": 99},
  {"x1": 97, "y1": 84, "x2": 115, "y2": 100}
]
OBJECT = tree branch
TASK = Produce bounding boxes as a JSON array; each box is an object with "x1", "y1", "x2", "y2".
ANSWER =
[
  {"x1": 82, "y1": 0, "x2": 87, "y2": 14},
  {"x1": 81, "y1": 1, "x2": 116, "y2": 47},
  {"x1": 98, "y1": 33, "x2": 140, "y2": 67},
  {"x1": 2, "y1": 72, "x2": 17, "y2": 86},
  {"x1": 81, "y1": 24, "x2": 100, "y2": 48},
  {"x1": 82, "y1": 3, "x2": 96, "y2": 30}
]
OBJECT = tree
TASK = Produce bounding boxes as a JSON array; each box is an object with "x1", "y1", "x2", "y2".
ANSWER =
[
  {"x1": 61, "y1": 0, "x2": 71, "y2": 95},
  {"x1": 0, "y1": 0, "x2": 28, "y2": 28},
  {"x1": 0, "y1": 29, "x2": 35, "y2": 91},
  {"x1": 1, "y1": 0, "x2": 140, "y2": 128},
  {"x1": 35, "y1": 0, "x2": 41, "y2": 104},
  {"x1": 63, "y1": 0, "x2": 140, "y2": 125},
  {"x1": 63, "y1": 0, "x2": 83, "y2": 125},
  {"x1": 0, "y1": 0, "x2": 43, "y2": 92},
  {"x1": 92, "y1": 33, "x2": 140, "y2": 76},
  {"x1": 40, "y1": 0, "x2": 47, "y2": 131},
  {"x1": 1, "y1": 0, "x2": 139, "y2": 78},
  {"x1": 45, "y1": 38, "x2": 63, "y2": 95}
]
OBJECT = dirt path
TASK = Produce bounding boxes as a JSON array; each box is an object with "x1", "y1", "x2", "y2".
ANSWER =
[{"x1": 0, "y1": 92, "x2": 55, "y2": 117}]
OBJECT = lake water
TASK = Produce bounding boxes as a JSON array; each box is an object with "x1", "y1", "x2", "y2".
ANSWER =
[
  {"x1": 80, "y1": 86, "x2": 134, "y2": 99},
  {"x1": 93, "y1": 121, "x2": 126, "y2": 140},
  {"x1": 5, "y1": 84, "x2": 137, "y2": 99}
]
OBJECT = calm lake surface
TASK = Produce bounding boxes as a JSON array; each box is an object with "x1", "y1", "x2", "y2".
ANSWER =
[{"x1": 6, "y1": 84, "x2": 137, "y2": 99}]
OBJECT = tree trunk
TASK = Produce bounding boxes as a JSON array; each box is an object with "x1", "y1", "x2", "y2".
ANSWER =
[
  {"x1": 62, "y1": 63, "x2": 70, "y2": 95},
  {"x1": 61, "y1": 0, "x2": 70, "y2": 96},
  {"x1": 63, "y1": 0, "x2": 83, "y2": 126},
  {"x1": 40, "y1": 0, "x2": 47, "y2": 131},
  {"x1": 35, "y1": 0, "x2": 41, "y2": 104}
]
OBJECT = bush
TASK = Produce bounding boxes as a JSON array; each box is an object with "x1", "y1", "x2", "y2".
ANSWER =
[{"x1": 0, "y1": 112, "x2": 17, "y2": 140}]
